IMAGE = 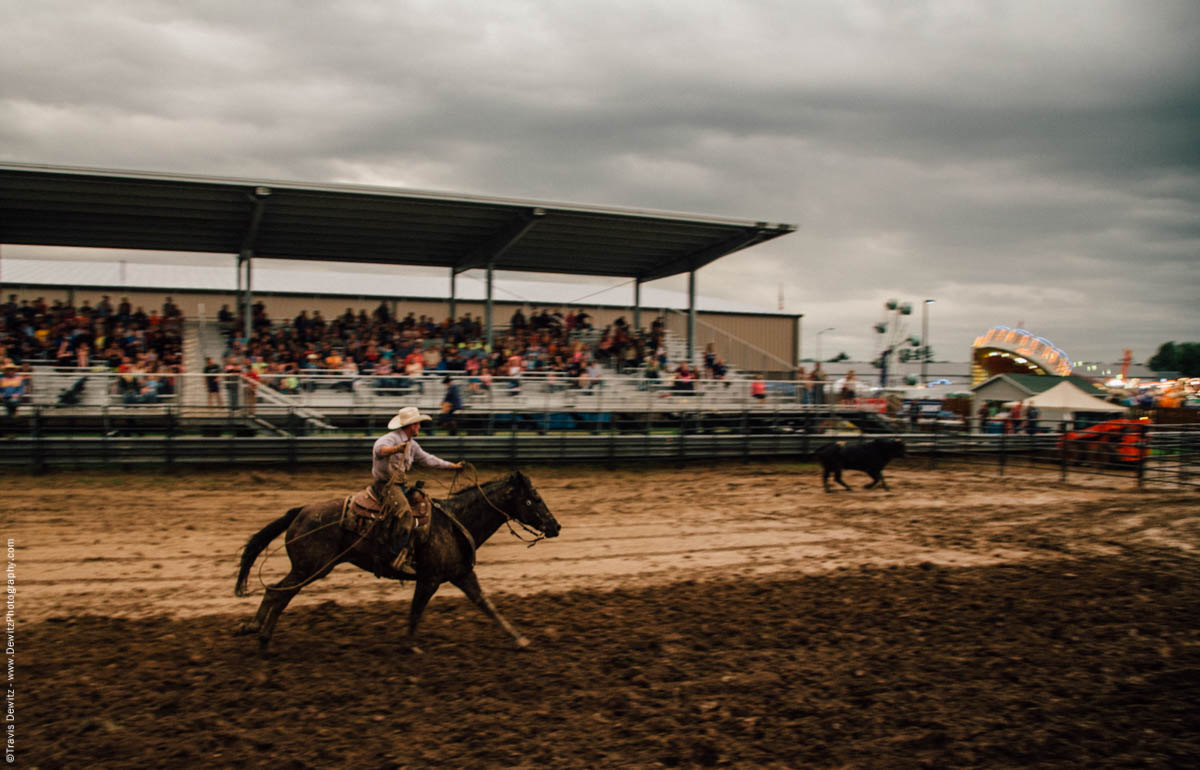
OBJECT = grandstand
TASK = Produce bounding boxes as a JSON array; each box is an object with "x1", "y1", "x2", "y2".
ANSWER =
[
  {"x1": 0, "y1": 162, "x2": 918, "y2": 456},
  {"x1": 1, "y1": 290, "x2": 901, "y2": 437}
]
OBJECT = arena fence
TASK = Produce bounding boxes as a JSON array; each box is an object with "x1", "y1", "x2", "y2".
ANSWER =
[
  {"x1": 918, "y1": 423, "x2": 1200, "y2": 490},
  {"x1": 4, "y1": 370, "x2": 1197, "y2": 487},
  {"x1": 2, "y1": 412, "x2": 1197, "y2": 490}
]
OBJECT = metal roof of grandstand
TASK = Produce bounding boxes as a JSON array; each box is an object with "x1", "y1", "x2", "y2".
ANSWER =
[
  {"x1": 0, "y1": 257, "x2": 787, "y2": 315},
  {"x1": 0, "y1": 162, "x2": 795, "y2": 282}
]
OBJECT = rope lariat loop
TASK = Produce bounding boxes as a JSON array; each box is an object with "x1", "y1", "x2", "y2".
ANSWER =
[
  {"x1": 462, "y1": 461, "x2": 546, "y2": 546},
  {"x1": 255, "y1": 519, "x2": 367, "y2": 593}
]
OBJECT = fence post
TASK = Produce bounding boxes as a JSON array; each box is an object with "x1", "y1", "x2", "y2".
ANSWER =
[
  {"x1": 999, "y1": 428, "x2": 1006, "y2": 476},
  {"x1": 929, "y1": 421, "x2": 938, "y2": 470},
  {"x1": 165, "y1": 405, "x2": 175, "y2": 466},
  {"x1": 288, "y1": 408, "x2": 298, "y2": 469},
  {"x1": 31, "y1": 406, "x2": 43, "y2": 473},
  {"x1": 1137, "y1": 423, "x2": 1148, "y2": 489},
  {"x1": 1181, "y1": 431, "x2": 1191, "y2": 488},
  {"x1": 1060, "y1": 421, "x2": 1068, "y2": 482}
]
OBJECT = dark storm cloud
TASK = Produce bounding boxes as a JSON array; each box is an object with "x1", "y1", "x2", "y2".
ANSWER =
[{"x1": 1, "y1": 0, "x2": 1198, "y2": 362}]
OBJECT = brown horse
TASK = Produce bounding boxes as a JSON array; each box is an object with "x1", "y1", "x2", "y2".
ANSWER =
[{"x1": 234, "y1": 471, "x2": 561, "y2": 655}]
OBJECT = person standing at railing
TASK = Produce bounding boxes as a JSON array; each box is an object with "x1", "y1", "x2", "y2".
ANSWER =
[
  {"x1": 223, "y1": 355, "x2": 243, "y2": 411},
  {"x1": 838, "y1": 370, "x2": 859, "y2": 405},
  {"x1": 810, "y1": 363, "x2": 827, "y2": 405},
  {"x1": 795, "y1": 366, "x2": 809, "y2": 404},
  {"x1": 1025, "y1": 403, "x2": 1040, "y2": 435},
  {"x1": 204, "y1": 356, "x2": 223, "y2": 407},
  {"x1": 438, "y1": 376, "x2": 463, "y2": 435},
  {"x1": 245, "y1": 357, "x2": 261, "y2": 416},
  {"x1": 1008, "y1": 400, "x2": 1023, "y2": 435}
]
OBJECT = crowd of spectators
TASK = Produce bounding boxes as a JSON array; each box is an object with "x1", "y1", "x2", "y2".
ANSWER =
[
  {"x1": 218, "y1": 300, "x2": 682, "y2": 397},
  {"x1": 0, "y1": 291, "x2": 761, "y2": 411},
  {"x1": 0, "y1": 294, "x2": 185, "y2": 405}
]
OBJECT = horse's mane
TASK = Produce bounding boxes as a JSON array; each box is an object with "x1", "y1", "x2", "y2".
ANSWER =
[{"x1": 438, "y1": 471, "x2": 524, "y2": 508}]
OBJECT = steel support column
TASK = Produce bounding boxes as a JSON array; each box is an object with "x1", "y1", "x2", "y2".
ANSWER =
[
  {"x1": 241, "y1": 251, "x2": 253, "y2": 343},
  {"x1": 449, "y1": 268, "x2": 457, "y2": 321},
  {"x1": 687, "y1": 270, "x2": 696, "y2": 365},
  {"x1": 485, "y1": 261, "x2": 494, "y2": 351},
  {"x1": 633, "y1": 280, "x2": 642, "y2": 332},
  {"x1": 237, "y1": 188, "x2": 269, "y2": 348},
  {"x1": 795, "y1": 314, "x2": 803, "y2": 369}
]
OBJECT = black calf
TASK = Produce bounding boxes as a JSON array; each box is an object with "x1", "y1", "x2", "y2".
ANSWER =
[{"x1": 816, "y1": 438, "x2": 906, "y2": 492}]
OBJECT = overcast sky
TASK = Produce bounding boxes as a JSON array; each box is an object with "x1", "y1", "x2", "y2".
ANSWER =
[{"x1": 2, "y1": 0, "x2": 1197, "y2": 363}]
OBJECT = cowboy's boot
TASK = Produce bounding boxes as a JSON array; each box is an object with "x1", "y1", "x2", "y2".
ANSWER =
[{"x1": 389, "y1": 514, "x2": 417, "y2": 576}]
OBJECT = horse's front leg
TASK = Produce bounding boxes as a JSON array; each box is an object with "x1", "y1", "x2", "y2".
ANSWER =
[
  {"x1": 451, "y1": 570, "x2": 530, "y2": 649},
  {"x1": 402, "y1": 578, "x2": 441, "y2": 655}
]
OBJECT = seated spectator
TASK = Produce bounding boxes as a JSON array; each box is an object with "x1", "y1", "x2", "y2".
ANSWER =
[
  {"x1": 336, "y1": 357, "x2": 358, "y2": 392},
  {"x1": 638, "y1": 360, "x2": 662, "y2": 391},
  {"x1": 2, "y1": 360, "x2": 26, "y2": 419},
  {"x1": 712, "y1": 356, "x2": 728, "y2": 386},
  {"x1": 584, "y1": 359, "x2": 604, "y2": 391},
  {"x1": 278, "y1": 365, "x2": 301, "y2": 395},
  {"x1": 374, "y1": 358, "x2": 398, "y2": 392},
  {"x1": 751, "y1": 374, "x2": 767, "y2": 400},
  {"x1": 402, "y1": 356, "x2": 424, "y2": 394},
  {"x1": 672, "y1": 361, "x2": 696, "y2": 394},
  {"x1": 123, "y1": 374, "x2": 161, "y2": 404}
]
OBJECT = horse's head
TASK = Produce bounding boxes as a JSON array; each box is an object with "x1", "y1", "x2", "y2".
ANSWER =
[{"x1": 505, "y1": 471, "x2": 561, "y2": 539}]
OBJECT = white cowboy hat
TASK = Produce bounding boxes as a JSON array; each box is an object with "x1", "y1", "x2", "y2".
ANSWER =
[{"x1": 387, "y1": 406, "x2": 433, "y2": 431}]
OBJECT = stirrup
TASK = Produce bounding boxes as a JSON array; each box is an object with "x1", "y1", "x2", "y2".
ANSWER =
[{"x1": 390, "y1": 547, "x2": 417, "y2": 576}]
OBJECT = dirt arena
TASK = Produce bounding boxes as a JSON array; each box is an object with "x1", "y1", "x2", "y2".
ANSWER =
[{"x1": 7, "y1": 461, "x2": 1200, "y2": 768}]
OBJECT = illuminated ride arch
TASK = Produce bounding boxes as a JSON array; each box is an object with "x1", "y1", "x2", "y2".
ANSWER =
[{"x1": 971, "y1": 326, "x2": 1073, "y2": 386}]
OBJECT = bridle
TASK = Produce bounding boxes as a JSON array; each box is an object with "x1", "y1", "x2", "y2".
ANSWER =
[{"x1": 456, "y1": 462, "x2": 549, "y2": 546}]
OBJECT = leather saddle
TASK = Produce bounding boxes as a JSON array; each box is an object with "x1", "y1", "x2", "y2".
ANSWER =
[{"x1": 341, "y1": 482, "x2": 432, "y2": 539}]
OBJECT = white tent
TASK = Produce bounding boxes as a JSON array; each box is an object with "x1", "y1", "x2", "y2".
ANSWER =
[{"x1": 1018, "y1": 381, "x2": 1125, "y2": 422}]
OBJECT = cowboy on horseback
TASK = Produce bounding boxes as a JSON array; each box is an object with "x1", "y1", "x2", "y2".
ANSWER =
[{"x1": 373, "y1": 406, "x2": 464, "y2": 574}]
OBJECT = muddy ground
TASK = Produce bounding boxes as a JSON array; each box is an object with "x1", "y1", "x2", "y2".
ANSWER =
[{"x1": 6, "y1": 461, "x2": 1200, "y2": 768}]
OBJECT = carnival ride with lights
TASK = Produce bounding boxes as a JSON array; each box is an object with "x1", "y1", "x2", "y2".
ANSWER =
[
  {"x1": 971, "y1": 326, "x2": 1073, "y2": 386},
  {"x1": 873, "y1": 299, "x2": 926, "y2": 387}
]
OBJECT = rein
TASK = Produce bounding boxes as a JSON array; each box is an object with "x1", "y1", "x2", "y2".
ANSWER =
[{"x1": 460, "y1": 462, "x2": 547, "y2": 547}]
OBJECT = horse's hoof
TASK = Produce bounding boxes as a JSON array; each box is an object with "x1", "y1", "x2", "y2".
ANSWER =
[{"x1": 516, "y1": 636, "x2": 531, "y2": 649}]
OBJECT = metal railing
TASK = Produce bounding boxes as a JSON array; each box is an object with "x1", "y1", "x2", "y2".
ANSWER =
[{"x1": 10, "y1": 368, "x2": 892, "y2": 415}]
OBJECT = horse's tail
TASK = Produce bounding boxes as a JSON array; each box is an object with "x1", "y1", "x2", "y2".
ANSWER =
[{"x1": 235, "y1": 506, "x2": 303, "y2": 597}]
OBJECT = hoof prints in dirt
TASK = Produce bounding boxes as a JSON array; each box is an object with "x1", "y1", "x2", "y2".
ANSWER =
[{"x1": 25, "y1": 551, "x2": 1200, "y2": 768}]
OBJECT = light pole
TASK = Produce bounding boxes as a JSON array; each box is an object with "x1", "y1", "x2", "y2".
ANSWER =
[
  {"x1": 921, "y1": 299, "x2": 934, "y2": 384},
  {"x1": 816, "y1": 327, "x2": 834, "y2": 364}
]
